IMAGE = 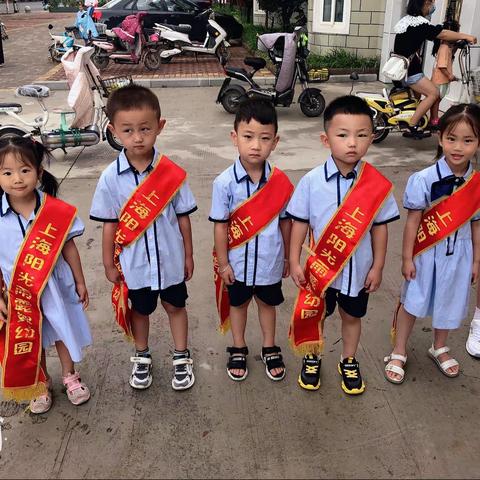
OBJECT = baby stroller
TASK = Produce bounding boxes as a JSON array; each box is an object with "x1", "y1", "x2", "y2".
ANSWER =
[{"x1": 217, "y1": 27, "x2": 326, "y2": 117}]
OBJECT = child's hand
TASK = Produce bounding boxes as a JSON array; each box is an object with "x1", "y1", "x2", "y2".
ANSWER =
[
  {"x1": 364, "y1": 266, "x2": 382, "y2": 293},
  {"x1": 290, "y1": 262, "x2": 306, "y2": 289},
  {"x1": 472, "y1": 261, "x2": 480, "y2": 285},
  {"x1": 0, "y1": 297, "x2": 7, "y2": 322},
  {"x1": 184, "y1": 255, "x2": 194, "y2": 281},
  {"x1": 282, "y1": 259, "x2": 290, "y2": 278},
  {"x1": 402, "y1": 259, "x2": 416, "y2": 281},
  {"x1": 220, "y1": 264, "x2": 235, "y2": 286},
  {"x1": 76, "y1": 282, "x2": 89, "y2": 310},
  {"x1": 105, "y1": 265, "x2": 121, "y2": 284}
]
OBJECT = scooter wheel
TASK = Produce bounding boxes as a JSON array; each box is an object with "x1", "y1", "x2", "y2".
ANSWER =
[
  {"x1": 105, "y1": 127, "x2": 123, "y2": 151},
  {"x1": 299, "y1": 88, "x2": 325, "y2": 117},
  {"x1": 221, "y1": 87, "x2": 246, "y2": 114},
  {"x1": 48, "y1": 45, "x2": 62, "y2": 63},
  {"x1": 372, "y1": 113, "x2": 389, "y2": 143},
  {"x1": 144, "y1": 50, "x2": 161, "y2": 71}
]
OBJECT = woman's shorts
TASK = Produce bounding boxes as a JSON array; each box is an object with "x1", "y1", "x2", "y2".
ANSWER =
[
  {"x1": 227, "y1": 281, "x2": 284, "y2": 307},
  {"x1": 403, "y1": 72, "x2": 424, "y2": 87},
  {"x1": 128, "y1": 282, "x2": 188, "y2": 315}
]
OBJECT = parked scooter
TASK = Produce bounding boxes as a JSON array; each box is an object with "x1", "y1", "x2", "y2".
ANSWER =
[
  {"x1": 92, "y1": 12, "x2": 161, "y2": 70},
  {"x1": 48, "y1": 24, "x2": 82, "y2": 62},
  {"x1": 0, "y1": 46, "x2": 127, "y2": 151},
  {"x1": 154, "y1": 9, "x2": 229, "y2": 64},
  {"x1": 352, "y1": 41, "x2": 479, "y2": 143},
  {"x1": 217, "y1": 27, "x2": 326, "y2": 117}
]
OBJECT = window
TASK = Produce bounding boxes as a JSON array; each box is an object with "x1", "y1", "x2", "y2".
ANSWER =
[{"x1": 312, "y1": 0, "x2": 351, "y2": 34}]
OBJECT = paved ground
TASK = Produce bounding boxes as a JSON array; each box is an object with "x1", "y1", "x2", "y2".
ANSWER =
[{"x1": 0, "y1": 80, "x2": 478, "y2": 479}]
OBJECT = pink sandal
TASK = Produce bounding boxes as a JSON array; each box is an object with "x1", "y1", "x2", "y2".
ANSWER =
[
  {"x1": 29, "y1": 378, "x2": 53, "y2": 414},
  {"x1": 62, "y1": 372, "x2": 90, "y2": 406}
]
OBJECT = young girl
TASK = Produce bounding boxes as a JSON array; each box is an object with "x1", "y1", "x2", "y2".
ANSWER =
[
  {"x1": 0, "y1": 137, "x2": 92, "y2": 413},
  {"x1": 385, "y1": 103, "x2": 480, "y2": 383}
]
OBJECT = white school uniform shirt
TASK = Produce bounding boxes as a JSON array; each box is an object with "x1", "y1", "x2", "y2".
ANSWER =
[
  {"x1": 0, "y1": 190, "x2": 92, "y2": 362},
  {"x1": 209, "y1": 158, "x2": 288, "y2": 286},
  {"x1": 89, "y1": 148, "x2": 197, "y2": 291},
  {"x1": 286, "y1": 156, "x2": 400, "y2": 297},
  {"x1": 401, "y1": 156, "x2": 480, "y2": 329}
]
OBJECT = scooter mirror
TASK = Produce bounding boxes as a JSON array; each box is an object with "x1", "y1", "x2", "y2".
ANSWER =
[
  {"x1": 48, "y1": 24, "x2": 53, "y2": 29},
  {"x1": 350, "y1": 72, "x2": 359, "y2": 81}
]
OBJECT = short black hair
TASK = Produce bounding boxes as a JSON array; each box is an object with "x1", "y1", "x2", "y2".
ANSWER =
[
  {"x1": 323, "y1": 95, "x2": 373, "y2": 131},
  {"x1": 107, "y1": 84, "x2": 161, "y2": 123},
  {"x1": 234, "y1": 98, "x2": 278, "y2": 134},
  {"x1": 406, "y1": 0, "x2": 428, "y2": 16}
]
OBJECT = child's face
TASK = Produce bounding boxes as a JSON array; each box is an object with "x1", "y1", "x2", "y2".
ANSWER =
[
  {"x1": 320, "y1": 114, "x2": 373, "y2": 169},
  {"x1": 440, "y1": 120, "x2": 479, "y2": 172},
  {"x1": 231, "y1": 119, "x2": 279, "y2": 169},
  {"x1": 108, "y1": 108, "x2": 165, "y2": 161},
  {"x1": 0, "y1": 153, "x2": 39, "y2": 200}
]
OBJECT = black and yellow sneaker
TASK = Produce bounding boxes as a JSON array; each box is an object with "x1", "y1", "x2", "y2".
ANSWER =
[
  {"x1": 338, "y1": 357, "x2": 365, "y2": 395},
  {"x1": 298, "y1": 354, "x2": 321, "y2": 391}
]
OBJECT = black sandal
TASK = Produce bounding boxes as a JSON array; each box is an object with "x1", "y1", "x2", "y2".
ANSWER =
[
  {"x1": 226, "y1": 346, "x2": 249, "y2": 381},
  {"x1": 261, "y1": 346, "x2": 286, "y2": 381}
]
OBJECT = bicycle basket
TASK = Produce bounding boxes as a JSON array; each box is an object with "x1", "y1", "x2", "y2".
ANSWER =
[
  {"x1": 471, "y1": 68, "x2": 480, "y2": 103},
  {"x1": 99, "y1": 75, "x2": 133, "y2": 97},
  {"x1": 307, "y1": 68, "x2": 330, "y2": 83}
]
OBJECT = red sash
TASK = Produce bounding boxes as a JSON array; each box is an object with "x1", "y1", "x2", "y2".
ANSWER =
[
  {"x1": 213, "y1": 167, "x2": 294, "y2": 333},
  {"x1": 391, "y1": 171, "x2": 480, "y2": 342},
  {"x1": 289, "y1": 162, "x2": 393, "y2": 355},
  {"x1": 0, "y1": 195, "x2": 76, "y2": 401},
  {"x1": 112, "y1": 155, "x2": 186, "y2": 339}
]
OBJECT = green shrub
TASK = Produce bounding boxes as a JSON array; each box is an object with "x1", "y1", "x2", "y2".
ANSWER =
[{"x1": 307, "y1": 48, "x2": 379, "y2": 70}]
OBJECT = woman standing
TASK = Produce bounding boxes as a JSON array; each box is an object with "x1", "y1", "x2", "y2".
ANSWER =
[{"x1": 393, "y1": 0, "x2": 476, "y2": 138}]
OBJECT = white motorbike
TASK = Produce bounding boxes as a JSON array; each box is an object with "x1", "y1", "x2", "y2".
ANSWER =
[
  {"x1": 154, "y1": 9, "x2": 229, "y2": 63},
  {"x1": 0, "y1": 46, "x2": 125, "y2": 152}
]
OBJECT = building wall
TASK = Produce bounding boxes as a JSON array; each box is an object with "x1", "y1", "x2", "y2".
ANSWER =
[{"x1": 308, "y1": 0, "x2": 386, "y2": 58}]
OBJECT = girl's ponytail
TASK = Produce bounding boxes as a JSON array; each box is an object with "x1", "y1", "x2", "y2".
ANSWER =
[{"x1": 40, "y1": 169, "x2": 59, "y2": 197}]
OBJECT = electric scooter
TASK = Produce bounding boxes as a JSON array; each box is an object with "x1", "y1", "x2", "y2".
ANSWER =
[
  {"x1": 48, "y1": 24, "x2": 81, "y2": 63},
  {"x1": 154, "y1": 8, "x2": 229, "y2": 63}
]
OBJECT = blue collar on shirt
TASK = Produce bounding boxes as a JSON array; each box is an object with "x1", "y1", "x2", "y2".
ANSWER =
[
  {"x1": 324, "y1": 155, "x2": 359, "y2": 182},
  {"x1": 116, "y1": 148, "x2": 157, "y2": 175},
  {"x1": 436, "y1": 156, "x2": 472, "y2": 180},
  {"x1": 233, "y1": 157, "x2": 270, "y2": 184},
  {"x1": 0, "y1": 190, "x2": 41, "y2": 217}
]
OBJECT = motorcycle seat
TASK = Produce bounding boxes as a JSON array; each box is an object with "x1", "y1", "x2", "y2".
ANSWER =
[
  {"x1": 225, "y1": 66, "x2": 249, "y2": 77},
  {"x1": 0, "y1": 103, "x2": 22, "y2": 113},
  {"x1": 157, "y1": 23, "x2": 191, "y2": 34},
  {"x1": 64, "y1": 25, "x2": 78, "y2": 32},
  {"x1": 244, "y1": 57, "x2": 266, "y2": 70}
]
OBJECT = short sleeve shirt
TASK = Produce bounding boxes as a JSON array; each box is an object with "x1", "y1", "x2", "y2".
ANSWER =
[
  {"x1": 89, "y1": 148, "x2": 197, "y2": 291},
  {"x1": 394, "y1": 20, "x2": 443, "y2": 75},
  {"x1": 286, "y1": 157, "x2": 400, "y2": 297},
  {"x1": 209, "y1": 158, "x2": 288, "y2": 286}
]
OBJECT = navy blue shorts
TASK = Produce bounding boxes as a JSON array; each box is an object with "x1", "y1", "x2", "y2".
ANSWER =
[
  {"x1": 128, "y1": 282, "x2": 188, "y2": 316},
  {"x1": 227, "y1": 281, "x2": 284, "y2": 307},
  {"x1": 325, "y1": 288, "x2": 369, "y2": 319}
]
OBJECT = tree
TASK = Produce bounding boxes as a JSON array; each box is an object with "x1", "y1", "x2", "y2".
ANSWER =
[{"x1": 258, "y1": 0, "x2": 306, "y2": 31}]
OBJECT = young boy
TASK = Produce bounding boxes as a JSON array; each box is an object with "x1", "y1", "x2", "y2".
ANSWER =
[
  {"x1": 209, "y1": 98, "x2": 293, "y2": 382},
  {"x1": 287, "y1": 95, "x2": 400, "y2": 394},
  {"x1": 90, "y1": 84, "x2": 197, "y2": 391}
]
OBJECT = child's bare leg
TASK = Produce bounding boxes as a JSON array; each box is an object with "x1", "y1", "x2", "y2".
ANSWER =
[
  {"x1": 386, "y1": 305, "x2": 416, "y2": 381},
  {"x1": 339, "y1": 307, "x2": 361, "y2": 358},
  {"x1": 433, "y1": 328, "x2": 459, "y2": 375},
  {"x1": 55, "y1": 341, "x2": 75, "y2": 376},
  {"x1": 131, "y1": 310, "x2": 150, "y2": 351},
  {"x1": 255, "y1": 297, "x2": 283, "y2": 376},
  {"x1": 40, "y1": 349, "x2": 50, "y2": 380},
  {"x1": 161, "y1": 301, "x2": 188, "y2": 351},
  {"x1": 430, "y1": 98, "x2": 440, "y2": 123},
  {"x1": 229, "y1": 301, "x2": 249, "y2": 376}
]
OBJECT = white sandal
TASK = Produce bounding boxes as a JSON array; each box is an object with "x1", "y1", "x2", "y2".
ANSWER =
[
  {"x1": 384, "y1": 353, "x2": 407, "y2": 384},
  {"x1": 428, "y1": 345, "x2": 459, "y2": 378}
]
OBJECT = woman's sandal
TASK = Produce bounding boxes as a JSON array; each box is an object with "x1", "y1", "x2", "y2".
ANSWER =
[
  {"x1": 62, "y1": 371, "x2": 91, "y2": 405},
  {"x1": 226, "y1": 346, "x2": 249, "y2": 381},
  {"x1": 384, "y1": 353, "x2": 407, "y2": 384},
  {"x1": 428, "y1": 345, "x2": 459, "y2": 378},
  {"x1": 29, "y1": 377, "x2": 53, "y2": 414},
  {"x1": 261, "y1": 346, "x2": 286, "y2": 381}
]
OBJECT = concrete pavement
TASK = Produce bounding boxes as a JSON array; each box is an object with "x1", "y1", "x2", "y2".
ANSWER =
[{"x1": 0, "y1": 83, "x2": 478, "y2": 479}]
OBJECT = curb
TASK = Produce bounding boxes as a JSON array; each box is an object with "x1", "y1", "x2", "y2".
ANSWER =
[{"x1": 37, "y1": 73, "x2": 377, "y2": 91}]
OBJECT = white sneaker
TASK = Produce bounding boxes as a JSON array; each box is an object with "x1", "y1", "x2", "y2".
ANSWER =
[{"x1": 466, "y1": 319, "x2": 480, "y2": 358}]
